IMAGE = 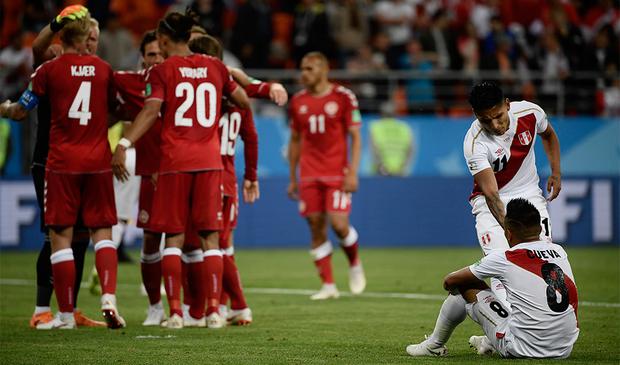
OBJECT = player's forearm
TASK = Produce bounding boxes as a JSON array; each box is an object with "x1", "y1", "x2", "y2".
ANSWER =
[
  {"x1": 288, "y1": 141, "x2": 300, "y2": 181},
  {"x1": 0, "y1": 101, "x2": 28, "y2": 121},
  {"x1": 32, "y1": 25, "x2": 56, "y2": 67},
  {"x1": 230, "y1": 87, "x2": 251, "y2": 109},
  {"x1": 541, "y1": 129, "x2": 561, "y2": 177},
  {"x1": 242, "y1": 133, "x2": 259, "y2": 181},
  {"x1": 485, "y1": 192, "x2": 506, "y2": 229},
  {"x1": 348, "y1": 131, "x2": 361, "y2": 175},
  {"x1": 123, "y1": 106, "x2": 158, "y2": 144},
  {"x1": 229, "y1": 67, "x2": 252, "y2": 88}
]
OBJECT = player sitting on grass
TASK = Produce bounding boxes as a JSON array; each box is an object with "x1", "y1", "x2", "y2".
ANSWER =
[{"x1": 406, "y1": 198, "x2": 579, "y2": 358}]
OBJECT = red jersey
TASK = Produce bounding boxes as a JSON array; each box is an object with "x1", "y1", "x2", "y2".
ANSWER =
[
  {"x1": 145, "y1": 54, "x2": 238, "y2": 173},
  {"x1": 114, "y1": 69, "x2": 162, "y2": 176},
  {"x1": 219, "y1": 103, "x2": 258, "y2": 196},
  {"x1": 30, "y1": 53, "x2": 115, "y2": 173},
  {"x1": 289, "y1": 84, "x2": 361, "y2": 181}
]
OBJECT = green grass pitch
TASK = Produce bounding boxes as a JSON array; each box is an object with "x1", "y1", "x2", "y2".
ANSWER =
[{"x1": 1, "y1": 247, "x2": 618, "y2": 364}]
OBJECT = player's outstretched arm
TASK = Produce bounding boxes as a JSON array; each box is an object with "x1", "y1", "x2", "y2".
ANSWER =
[
  {"x1": 228, "y1": 67, "x2": 288, "y2": 106},
  {"x1": 111, "y1": 100, "x2": 161, "y2": 181},
  {"x1": 343, "y1": 127, "x2": 361, "y2": 193},
  {"x1": 0, "y1": 100, "x2": 28, "y2": 121},
  {"x1": 539, "y1": 124, "x2": 562, "y2": 201},
  {"x1": 229, "y1": 86, "x2": 251, "y2": 110},
  {"x1": 474, "y1": 168, "x2": 506, "y2": 228},
  {"x1": 287, "y1": 129, "x2": 301, "y2": 200}
]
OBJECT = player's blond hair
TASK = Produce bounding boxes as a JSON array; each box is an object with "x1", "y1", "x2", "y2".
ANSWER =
[{"x1": 60, "y1": 14, "x2": 92, "y2": 47}]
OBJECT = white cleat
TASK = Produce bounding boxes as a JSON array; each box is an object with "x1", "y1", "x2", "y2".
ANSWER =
[
  {"x1": 165, "y1": 314, "x2": 184, "y2": 329},
  {"x1": 349, "y1": 264, "x2": 366, "y2": 295},
  {"x1": 142, "y1": 303, "x2": 166, "y2": 326},
  {"x1": 36, "y1": 313, "x2": 76, "y2": 330},
  {"x1": 310, "y1": 283, "x2": 340, "y2": 300},
  {"x1": 227, "y1": 308, "x2": 252, "y2": 326},
  {"x1": 406, "y1": 336, "x2": 448, "y2": 357},
  {"x1": 469, "y1": 335, "x2": 496, "y2": 355},
  {"x1": 101, "y1": 294, "x2": 126, "y2": 329},
  {"x1": 184, "y1": 315, "x2": 206, "y2": 328},
  {"x1": 182, "y1": 304, "x2": 190, "y2": 323},
  {"x1": 206, "y1": 312, "x2": 226, "y2": 329}
]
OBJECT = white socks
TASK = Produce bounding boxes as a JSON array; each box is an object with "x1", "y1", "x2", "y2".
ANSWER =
[{"x1": 428, "y1": 294, "x2": 467, "y2": 347}]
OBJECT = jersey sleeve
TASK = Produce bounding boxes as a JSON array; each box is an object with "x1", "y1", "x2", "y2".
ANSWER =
[
  {"x1": 341, "y1": 88, "x2": 361, "y2": 129},
  {"x1": 239, "y1": 108, "x2": 258, "y2": 181},
  {"x1": 469, "y1": 249, "x2": 506, "y2": 280},
  {"x1": 145, "y1": 64, "x2": 165, "y2": 102},
  {"x1": 289, "y1": 98, "x2": 301, "y2": 132},
  {"x1": 463, "y1": 130, "x2": 491, "y2": 176},
  {"x1": 525, "y1": 101, "x2": 549, "y2": 134},
  {"x1": 30, "y1": 63, "x2": 48, "y2": 97}
]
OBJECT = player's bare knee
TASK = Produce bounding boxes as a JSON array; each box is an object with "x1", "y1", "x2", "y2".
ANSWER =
[{"x1": 142, "y1": 231, "x2": 161, "y2": 254}]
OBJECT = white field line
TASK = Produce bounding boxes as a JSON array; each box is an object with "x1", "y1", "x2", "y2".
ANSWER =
[{"x1": 1, "y1": 278, "x2": 619, "y2": 308}]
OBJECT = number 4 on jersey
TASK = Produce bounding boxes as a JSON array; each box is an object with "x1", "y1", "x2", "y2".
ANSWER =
[{"x1": 68, "y1": 81, "x2": 92, "y2": 125}]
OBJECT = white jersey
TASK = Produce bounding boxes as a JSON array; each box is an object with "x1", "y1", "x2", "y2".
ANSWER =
[
  {"x1": 463, "y1": 101, "x2": 549, "y2": 200},
  {"x1": 469, "y1": 241, "x2": 579, "y2": 358}
]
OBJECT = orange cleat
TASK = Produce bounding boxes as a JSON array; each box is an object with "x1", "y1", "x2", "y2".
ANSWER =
[
  {"x1": 30, "y1": 311, "x2": 54, "y2": 328},
  {"x1": 74, "y1": 310, "x2": 106, "y2": 327}
]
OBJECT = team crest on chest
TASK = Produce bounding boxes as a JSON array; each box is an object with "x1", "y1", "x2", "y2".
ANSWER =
[
  {"x1": 299, "y1": 105, "x2": 308, "y2": 114},
  {"x1": 518, "y1": 130, "x2": 532, "y2": 145},
  {"x1": 324, "y1": 101, "x2": 339, "y2": 116}
]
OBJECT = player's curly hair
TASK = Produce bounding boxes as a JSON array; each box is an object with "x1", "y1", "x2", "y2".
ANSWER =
[
  {"x1": 188, "y1": 35, "x2": 223, "y2": 60},
  {"x1": 59, "y1": 13, "x2": 92, "y2": 47},
  {"x1": 505, "y1": 198, "x2": 542, "y2": 237},
  {"x1": 468, "y1": 81, "x2": 504, "y2": 112},
  {"x1": 157, "y1": 12, "x2": 195, "y2": 43}
]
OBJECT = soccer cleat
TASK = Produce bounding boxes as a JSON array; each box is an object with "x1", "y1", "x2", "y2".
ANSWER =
[
  {"x1": 349, "y1": 264, "x2": 366, "y2": 295},
  {"x1": 310, "y1": 283, "x2": 340, "y2": 300},
  {"x1": 184, "y1": 315, "x2": 206, "y2": 328},
  {"x1": 142, "y1": 304, "x2": 166, "y2": 326},
  {"x1": 219, "y1": 305, "x2": 229, "y2": 321},
  {"x1": 101, "y1": 295, "x2": 126, "y2": 329},
  {"x1": 30, "y1": 311, "x2": 54, "y2": 328},
  {"x1": 74, "y1": 309, "x2": 106, "y2": 327},
  {"x1": 206, "y1": 312, "x2": 226, "y2": 329},
  {"x1": 227, "y1": 308, "x2": 252, "y2": 326},
  {"x1": 88, "y1": 267, "x2": 101, "y2": 296},
  {"x1": 406, "y1": 336, "x2": 448, "y2": 357},
  {"x1": 36, "y1": 313, "x2": 76, "y2": 330},
  {"x1": 469, "y1": 335, "x2": 496, "y2": 355},
  {"x1": 182, "y1": 304, "x2": 190, "y2": 323},
  {"x1": 165, "y1": 314, "x2": 184, "y2": 329}
]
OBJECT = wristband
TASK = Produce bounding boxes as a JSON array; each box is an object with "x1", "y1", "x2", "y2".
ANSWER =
[
  {"x1": 18, "y1": 89, "x2": 40, "y2": 111},
  {"x1": 118, "y1": 138, "x2": 132, "y2": 149}
]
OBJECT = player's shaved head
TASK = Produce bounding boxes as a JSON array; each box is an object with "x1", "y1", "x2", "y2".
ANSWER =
[
  {"x1": 300, "y1": 52, "x2": 330, "y2": 91},
  {"x1": 60, "y1": 14, "x2": 92, "y2": 49},
  {"x1": 504, "y1": 198, "x2": 542, "y2": 244},
  {"x1": 188, "y1": 35, "x2": 223, "y2": 60},
  {"x1": 303, "y1": 52, "x2": 329, "y2": 68}
]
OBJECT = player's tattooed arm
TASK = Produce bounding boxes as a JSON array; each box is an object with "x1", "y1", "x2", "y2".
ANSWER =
[
  {"x1": 344, "y1": 127, "x2": 362, "y2": 193},
  {"x1": 287, "y1": 129, "x2": 301, "y2": 200},
  {"x1": 539, "y1": 123, "x2": 562, "y2": 201},
  {"x1": 474, "y1": 168, "x2": 505, "y2": 228}
]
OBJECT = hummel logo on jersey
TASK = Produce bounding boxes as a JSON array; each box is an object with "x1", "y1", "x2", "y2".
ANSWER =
[
  {"x1": 71, "y1": 65, "x2": 95, "y2": 77},
  {"x1": 179, "y1": 67, "x2": 207, "y2": 79},
  {"x1": 518, "y1": 130, "x2": 532, "y2": 145}
]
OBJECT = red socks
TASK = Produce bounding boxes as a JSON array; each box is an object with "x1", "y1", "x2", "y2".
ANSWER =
[
  {"x1": 223, "y1": 254, "x2": 247, "y2": 310},
  {"x1": 50, "y1": 248, "x2": 75, "y2": 313},
  {"x1": 340, "y1": 226, "x2": 360, "y2": 267},
  {"x1": 204, "y1": 250, "x2": 223, "y2": 315},
  {"x1": 311, "y1": 241, "x2": 334, "y2": 284},
  {"x1": 140, "y1": 251, "x2": 162, "y2": 305},
  {"x1": 94, "y1": 240, "x2": 118, "y2": 295},
  {"x1": 183, "y1": 249, "x2": 206, "y2": 319},
  {"x1": 162, "y1": 247, "x2": 183, "y2": 317}
]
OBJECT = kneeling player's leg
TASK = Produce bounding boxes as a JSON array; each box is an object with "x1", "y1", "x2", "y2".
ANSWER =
[
  {"x1": 530, "y1": 195, "x2": 552, "y2": 242},
  {"x1": 464, "y1": 289, "x2": 512, "y2": 357}
]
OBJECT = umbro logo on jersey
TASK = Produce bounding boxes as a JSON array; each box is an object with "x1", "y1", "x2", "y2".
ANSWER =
[
  {"x1": 324, "y1": 101, "x2": 339, "y2": 116},
  {"x1": 518, "y1": 130, "x2": 532, "y2": 145},
  {"x1": 495, "y1": 147, "x2": 504, "y2": 156},
  {"x1": 299, "y1": 105, "x2": 308, "y2": 114}
]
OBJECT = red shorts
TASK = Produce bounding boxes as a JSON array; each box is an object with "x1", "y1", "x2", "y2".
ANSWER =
[
  {"x1": 44, "y1": 170, "x2": 117, "y2": 228},
  {"x1": 150, "y1": 171, "x2": 223, "y2": 233},
  {"x1": 298, "y1": 180, "x2": 352, "y2": 217},
  {"x1": 137, "y1": 176, "x2": 155, "y2": 230},
  {"x1": 219, "y1": 192, "x2": 238, "y2": 249},
  {"x1": 183, "y1": 217, "x2": 202, "y2": 250}
]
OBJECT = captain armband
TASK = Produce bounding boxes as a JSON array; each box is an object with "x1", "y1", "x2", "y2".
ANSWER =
[{"x1": 18, "y1": 89, "x2": 40, "y2": 111}]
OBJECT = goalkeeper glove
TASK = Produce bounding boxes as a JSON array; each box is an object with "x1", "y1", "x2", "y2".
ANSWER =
[{"x1": 50, "y1": 5, "x2": 89, "y2": 33}]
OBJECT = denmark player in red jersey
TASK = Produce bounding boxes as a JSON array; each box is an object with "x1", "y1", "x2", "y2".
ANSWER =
[
  {"x1": 112, "y1": 30, "x2": 166, "y2": 326},
  {"x1": 1, "y1": 15, "x2": 125, "y2": 329},
  {"x1": 288, "y1": 52, "x2": 366, "y2": 300},
  {"x1": 111, "y1": 12, "x2": 249, "y2": 329}
]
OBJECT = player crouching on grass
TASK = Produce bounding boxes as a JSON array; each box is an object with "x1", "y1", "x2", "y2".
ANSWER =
[
  {"x1": 406, "y1": 198, "x2": 579, "y2": 358},
  {"x1": 0, "y1": 12, "x2": 125, "y2": 329}
]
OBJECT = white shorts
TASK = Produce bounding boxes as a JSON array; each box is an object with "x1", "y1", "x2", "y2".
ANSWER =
[
  {"x1": 113, "y1": 148, "x2": 141, "y2": 221},
  {"x1": 471, "y1": 193, "x2": 552, "y2": 255},
  {"x1": 466, "y1": 290, "x2": 515, "y2": 358}
]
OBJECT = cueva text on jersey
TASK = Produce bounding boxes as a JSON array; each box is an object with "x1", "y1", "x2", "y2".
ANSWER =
[
  {"x1": 526, "y1": 249, "x2": 562, "y2": 259},
  {"x1": 71, "y1": 65, "x2": 95, "y2": 77},
  {"x1": 178, "y1": 67, "x2": 208, "y2": 79}
]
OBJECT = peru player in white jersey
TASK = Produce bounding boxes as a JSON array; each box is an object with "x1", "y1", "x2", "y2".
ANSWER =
[
  {"x1": 407, "y1": 198, "x2": 579, "y2": 359},
  {"x1": 463, "y1": 82, "x2": 562, "y2": 305}
]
